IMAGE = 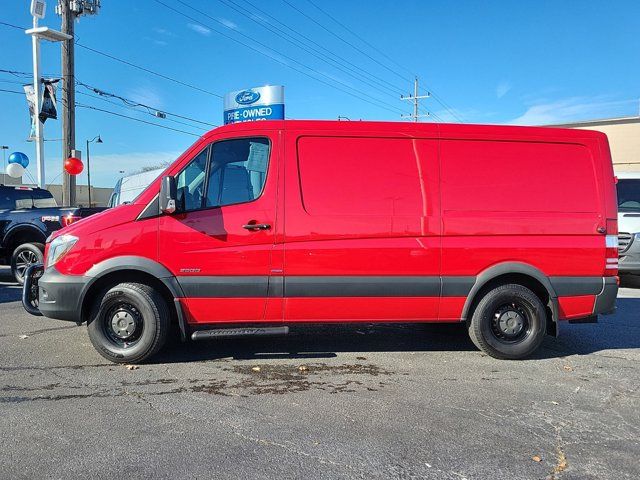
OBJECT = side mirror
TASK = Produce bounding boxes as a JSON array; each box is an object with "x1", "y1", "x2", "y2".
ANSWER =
[{"x1": 159, "y1": 176, "x2": 178, "y2": 214}]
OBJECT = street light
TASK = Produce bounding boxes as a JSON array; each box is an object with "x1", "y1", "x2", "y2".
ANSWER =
[
  {"x1": 25, "y1": 1, "x2": 73, "y2": 189},
  {"x1": 1, "y1": 146, "x2": 8, "y2": 182},
  {"x1": 86, "y1": 134, "x2": 102, "y2": 207}
]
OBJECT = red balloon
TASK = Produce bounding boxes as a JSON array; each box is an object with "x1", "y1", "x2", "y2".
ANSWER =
[{"x1": 64, "y1": 157, "x2": 84, "y2": 175}]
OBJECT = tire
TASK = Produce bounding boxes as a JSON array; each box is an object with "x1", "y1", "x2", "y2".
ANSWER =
[
  {"x1": 468, "y1": 283, "x2": 547, "y2": 360},
  {"x1": 11, "y1": 242, "x2": 44, "y2": 285},
  {"x1": 87, "y1": 282, "x2": 170, "y2": 364}
]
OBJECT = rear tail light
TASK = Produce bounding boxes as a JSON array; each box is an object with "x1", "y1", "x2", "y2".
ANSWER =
[
  {"x1": 605, "y1": 235, "x2": 619, "y2": 275},
  {"x1": 61, "y1": 214, "x2": 81, "y2": 227}
]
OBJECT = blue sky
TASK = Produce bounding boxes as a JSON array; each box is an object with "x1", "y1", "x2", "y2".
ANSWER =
[{"x1": 1, "y1": 0, "x2": 639, "y2": 187}]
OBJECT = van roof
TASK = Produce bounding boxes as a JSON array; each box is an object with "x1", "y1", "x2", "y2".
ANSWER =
[{"x1": 204, "y1": 119, "x2": 608, "y2": 142}]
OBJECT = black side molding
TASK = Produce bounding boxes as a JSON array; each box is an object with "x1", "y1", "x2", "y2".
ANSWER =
[{"x1": 191, "y1": 326, "x2": 289, "y2": 341}]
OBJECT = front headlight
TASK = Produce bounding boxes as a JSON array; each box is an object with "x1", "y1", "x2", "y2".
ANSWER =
[{"x1": 46, "y1": 234, "x2": 78, "y2": 268}]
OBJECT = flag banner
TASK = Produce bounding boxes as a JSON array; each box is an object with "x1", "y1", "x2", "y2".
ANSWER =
[
  {"x1": 39, "y1": 80, "x2": 58, "y2": 123},
  {"x1": 23, "y1": 84, "x2": 37, "y2": 141}
]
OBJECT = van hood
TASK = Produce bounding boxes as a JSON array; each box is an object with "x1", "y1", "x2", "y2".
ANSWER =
[
  {"x1": 50, "y1": 203, "x2": 143, "y2": 241},
  {"x1": 618, "y1": 211, "x2": 640, "y2": 234}
]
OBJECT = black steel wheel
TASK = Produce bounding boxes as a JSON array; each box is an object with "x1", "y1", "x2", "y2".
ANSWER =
[
  {"x1": 11, "y1": 243, "x2": 44, "y2": 285},
  {"x1": 468, "y1": 283, "x2": 547, "y2": 359},
  {"x1": 87, "y1": 282, "x2": 170, "y2": 364}
]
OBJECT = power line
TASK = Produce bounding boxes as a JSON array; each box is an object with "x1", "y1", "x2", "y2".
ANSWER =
[
  {"x1": 0, "y1": 23, "x2": 222, "y2": 100},
  {"x1": 0, "y1": 21, "x2": 23, "y2": 31},
  {"x1": 75, "y1": 80, "x2": 218, "y2": 127},
  {"x1": 2, "y1": 17, "x2": 407, "y2": 118},
  {"x1": 429, "y1": 91, "x2": 465, "y2": 122},
  {"x1": 219, "y1": 0, "x2": 407, "y2": 97},
  {"x1": 280, "y1": 0, "x2": 412, "y2": 87},
  {"x1": 304, "y1": 0, "x2": 416, "y2": 78},
  {"x1": 0, "y1": 88, "x2": 24, "y2": 95},
  {"x1": 74, "y1": 42, "x2": 223, "y2": 98},
  {"x1": 287, "y1": 2, "x2": 465, "y2": 122},
  {"x1": 75, "y1": 90, "x2": 208, "y2": 131},
  {"x1": 76, "y1": 103, "x2": 201, "y2": 136},
  {"x1": 156, "y1": 0, "x2": 408, "y2": 116},
  {"x1": 0, "y1": 87, "x2": 204, "y2": 136}
]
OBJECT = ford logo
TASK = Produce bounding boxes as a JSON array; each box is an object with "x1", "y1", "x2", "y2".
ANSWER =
[{"x1": 235, "y1": 90, "x2": 261, "y2": 105}]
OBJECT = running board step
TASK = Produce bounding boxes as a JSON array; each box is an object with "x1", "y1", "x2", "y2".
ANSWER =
[{"x1": 191, "y1": 326, "x2": 289, "y2": 341}]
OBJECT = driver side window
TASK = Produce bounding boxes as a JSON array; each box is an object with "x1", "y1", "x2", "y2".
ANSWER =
[{"x1": 176, "y1": 148, "x2": 208, "y2": 211}]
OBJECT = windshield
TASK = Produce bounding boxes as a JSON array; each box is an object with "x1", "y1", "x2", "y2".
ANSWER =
[{"x1": 617, "y1": 179, "x2": 640, "y2": 212}]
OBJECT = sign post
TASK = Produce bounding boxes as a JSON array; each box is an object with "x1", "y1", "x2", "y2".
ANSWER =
[{"x1": 223, "y1": 85, "x2": 285, "y2": 125}]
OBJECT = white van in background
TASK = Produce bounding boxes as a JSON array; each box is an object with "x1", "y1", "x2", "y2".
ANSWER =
[
  {"x1": 108, "y1": 168, "x2": 165, "y2": 207},
  {"x1": 616, "y1": 172, "x2": 640, "y2": 276}
]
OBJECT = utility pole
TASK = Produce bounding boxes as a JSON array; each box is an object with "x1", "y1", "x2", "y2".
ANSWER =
[
  {"x1": 401, "y1": 76, "x2": 430, "y2": 122},
  {"x1": 56, "y1": 0, "x2": 100, "y2": 206},
  {"x1": 59, "y1": 0, "x2": 75, "y2": 206}
]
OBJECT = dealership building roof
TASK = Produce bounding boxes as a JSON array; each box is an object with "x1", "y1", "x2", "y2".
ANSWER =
[{"x1": 548, "y1": 116, "x2": 640, "y2": 172}]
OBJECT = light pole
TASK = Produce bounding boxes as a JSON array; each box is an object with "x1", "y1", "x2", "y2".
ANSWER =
[
  {"x1": 1, "y1": 146, "x2": 8, "y2": 182},
  {"x1": 86, "y1": 135, "x2": 102, "y2": 207},
  {"x1": 25, "y1": 0, "x2": 72, "y2": 188}
]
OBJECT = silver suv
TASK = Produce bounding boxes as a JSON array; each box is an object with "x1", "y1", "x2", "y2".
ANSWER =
[{"x1": 617, "y1": 172, "x2": 640, "y2": 275}]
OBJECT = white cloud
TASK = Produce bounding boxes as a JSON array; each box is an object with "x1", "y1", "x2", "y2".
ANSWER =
[
  {"x1": 496, "y1": 80, "x2": 511, "y2": 99},
  {"x1": 126, "y1": 87, "x2": 163, "y2": 109},
  {"x1": 508, "y1": 96, "x2": 637, "y2": 125},
  {"x1": 188, "y1": 23, "x2": 211, "y2": 36},
  {"x1": 153, "y1": 27, "x2": 176, "y2": 37},
  {"x1": 218, "y1": 18, "x2": 238, "y2": 30}
]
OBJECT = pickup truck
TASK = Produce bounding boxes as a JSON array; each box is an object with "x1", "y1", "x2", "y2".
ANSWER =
[{"x1": 0, "y1": 185, "x2": 106, "y2": 283}]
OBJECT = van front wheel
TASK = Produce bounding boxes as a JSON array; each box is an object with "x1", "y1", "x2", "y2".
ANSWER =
[
  {"x1": 87, "y1": 282, "x2": 170, "y2": 364},
  {"x1": 468, "y1": 284, "x2": 546, "y2": 360}
]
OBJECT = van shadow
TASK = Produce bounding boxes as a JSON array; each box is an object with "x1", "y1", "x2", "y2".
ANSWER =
[
  {"x1": 154, "y1": 322, "x2": 475, "y2": 364},
  {"x1": 535, "y1": 297, "x2": 640, "y2": 359},
  {"x1": 154, "y1": 298, "x2": 640, "y2": 364},
  {"x1": 0, "y1": 268, "x2": 21, "y2": 304}
]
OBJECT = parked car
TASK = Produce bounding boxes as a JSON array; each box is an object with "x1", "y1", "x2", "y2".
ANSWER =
[
  {"x1": 616, "y1": 172, "x2": 640, "y2": 277},
  {"x1": 108, "y1": 168, "x2": 165, "y2": 207},
  {"x1": 23, "y1": 120, "x2": 618, "y2": 363},
  {"x1": 0, "y1": 185, "x2": 106, "y2": 283}
]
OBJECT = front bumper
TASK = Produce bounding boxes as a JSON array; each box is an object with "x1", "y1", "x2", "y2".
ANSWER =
[{"x1": 22, "y1": 264, "x2": 88, "y2": 322}]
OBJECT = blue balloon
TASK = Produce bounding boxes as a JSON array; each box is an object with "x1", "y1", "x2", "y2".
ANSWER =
[{"x1": 8, "y1": 152, "x2": 29, "y2": 168}]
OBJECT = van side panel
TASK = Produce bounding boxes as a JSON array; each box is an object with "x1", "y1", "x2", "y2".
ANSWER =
[
  {"x1": 439, "y1": 137, "x2": 606, "y2": 320},
  {"x1": 283, "y1": 132, "x2": 442, "y2": 322}
]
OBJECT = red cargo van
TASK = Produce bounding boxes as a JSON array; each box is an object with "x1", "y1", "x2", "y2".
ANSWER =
[{"x1": 23, "y1": 121, "x2": 618, "y2": 363}]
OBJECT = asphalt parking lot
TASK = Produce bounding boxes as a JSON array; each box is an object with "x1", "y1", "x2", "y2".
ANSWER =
[{"x1": 0, "y1": 269, "x2": 638, "y2": 480}]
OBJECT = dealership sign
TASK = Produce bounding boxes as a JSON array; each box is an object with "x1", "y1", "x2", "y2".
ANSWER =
[{"x1": 223, "y1": 85, "x2": 285, "y2": 125}]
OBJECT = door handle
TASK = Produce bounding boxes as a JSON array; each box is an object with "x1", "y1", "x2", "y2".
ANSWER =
[{"x1": 242, "y1": 223, "x2": 271, "y2": 231}]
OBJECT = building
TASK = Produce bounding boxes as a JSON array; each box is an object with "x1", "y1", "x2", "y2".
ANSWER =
[
  {"x1": 550, "y1": 116, "x2": 640, "y2": 173},
  {"x1": 0, "y1": 174, "x2": 113, "y2": 206}
]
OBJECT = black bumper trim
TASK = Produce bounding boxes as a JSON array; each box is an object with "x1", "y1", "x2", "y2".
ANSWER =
[
  {"x1": 593, "y1": 277, "x2": 618, "y2": 316},
  {"x1": 36, "y1": 268, "x2": 90, "y2": 323},
  {"x1": 22, "y1": 264, "x2": 44, "y2": 316}
]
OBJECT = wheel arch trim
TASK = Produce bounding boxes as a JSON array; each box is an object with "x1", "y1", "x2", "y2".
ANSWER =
[
  {"x1": 2, "y1": 225, "x2": 47, "y2": 249},
  {"x1": 80, "y1": 256, "x2": 186, "y2": 336},
  {"x1": 460, "y1": 262, "x2": 559, "y2": 324}
]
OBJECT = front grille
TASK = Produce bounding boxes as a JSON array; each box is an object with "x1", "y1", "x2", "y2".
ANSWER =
[{"x1": 619, "y1": 232, "x2": 633, "y2": 253}]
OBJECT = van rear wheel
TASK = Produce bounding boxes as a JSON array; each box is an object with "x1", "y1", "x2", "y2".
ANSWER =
[
  {"x1": 87, "y1": 282, "x2": 170, "y2": 364},
  {"x1": 468, "y1": 284, "x2": 546, "y2": 359}
]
